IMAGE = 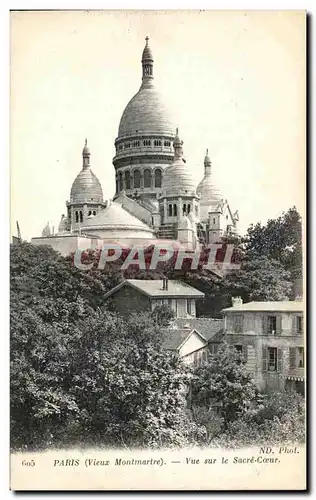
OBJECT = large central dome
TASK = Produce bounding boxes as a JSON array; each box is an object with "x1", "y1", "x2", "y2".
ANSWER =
[
  {"x1": 118, "y1": 86, "x2": 174, "y2": 138},
  {"x1": 113, "y1": 37, "x2": 176, "y2": 202}
]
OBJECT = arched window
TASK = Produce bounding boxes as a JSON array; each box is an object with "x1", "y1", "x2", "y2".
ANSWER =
[
  {"x1": 154, "y1": 139, "x2": 162, "y2": 147},
  {"x1": 125, "y1": 171, "x2": 131, "y2": 190},
  {"x1": 183, "y1": 203, "x2": 186, "y2": 215},
  {"x1": 154, "y1": 169, "x2": 162, "y2": 188},
  {"x1": 168, "y1": 204, "x2": 172, "y2": 217},
  {"x1": 119, "y1": 172, "x2": 123, "y2": 191},
  {"x1": 80, "y1": 211, "x2": 83, "y2": 223},
  {"x1": 164, "y1": 140, "x2": 171, "y2": 147},
  {"x1": 144, "y1": 169, "x2": 151, "y2": 188},
  {"x1": 116, "y1": 179, "x2": 119, "y2": 193},
  {"x1": 88, "y1": 210, "x2": 92, "y2": 216},
  {"x1": 75, "y1": 211, "x2": 79, "y2": 223},
  {"x1": 143, "y1": 139, "x2": 151, "y2": 147},
  {"x1": 173, "y1": 204, "x2": 177, "y2": 216},
  {"x1": 187, "y1": 204, "x2": 191, "y2": 213},
  {"x1": 134, "y1": 170, "x2": 140, "y2": 189},
  {"x1": 93, "y1": 210, "x2": 96, "y2": 216}
]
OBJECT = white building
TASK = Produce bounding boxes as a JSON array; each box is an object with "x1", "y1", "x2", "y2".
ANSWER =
[{"x1": 31, "y1": 38, "x2": 239, "y2": 256}]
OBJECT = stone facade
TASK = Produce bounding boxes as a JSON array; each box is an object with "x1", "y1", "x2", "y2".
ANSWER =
[{"x1": 222, "y1": 302, "x2": 305, "y2": 393}]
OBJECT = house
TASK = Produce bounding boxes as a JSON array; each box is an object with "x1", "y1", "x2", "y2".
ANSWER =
[
  {"x1": 163, "y1": 318, "x2": 224, "y2": 365},
  {"x1": 104, "y1": 278, "x2": 205, "y2": 319},
  {"x1": 222, "y1": 297, "x2": 305, "y2": 394}
]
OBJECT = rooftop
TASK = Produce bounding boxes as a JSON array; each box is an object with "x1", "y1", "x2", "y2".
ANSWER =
[
  {"x1": 162, "y1": 317, "x2": 224, "y2": 350},
  {"x1": 222, "y1": 301, "x2": 304, "y2": 313},
  {"x1": 163, "y1": 328, "x2": 205, "y2": 351},
  {"x1": 171, "y1": 317, "x2": 224, "y2": 341},
  {"x1": 103, "y1": 279, "x2": 205, "y2": 299}
]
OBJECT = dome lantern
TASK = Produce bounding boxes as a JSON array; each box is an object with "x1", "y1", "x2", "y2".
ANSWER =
[
  {"x1": 174, "y1": 127, "x2": 184, "y2": 160},
  {"x1": 82, "y1": 138, "x2": 90, "y2": 169},
  {"x1": 141, "y1": 36, "x2": 154, "y2": 88},
  {"x1": 204, "y1": 148, "x2": 211, "y2": 176}
]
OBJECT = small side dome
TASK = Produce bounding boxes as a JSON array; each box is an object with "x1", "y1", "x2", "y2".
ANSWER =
[
  {"x1": 58, "y1": 214, "x2": 68, "y2": 233},
  {"x1": 70, "y1": 170, "x2": 103, "y2": 203},
  {"x1": 70, "y1": 140, "x2": 104, "y2": 203},
  {"x1": 41, "y1": 221, "x2": 51, "y2": 237}
]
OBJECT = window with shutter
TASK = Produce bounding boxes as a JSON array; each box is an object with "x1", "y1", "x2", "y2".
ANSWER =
[
  {"x1": 276, "y1": 314, "x2": 282, "y2": 335},
  {"x1": 289, "y1": 347, "x2": 297, "y2": 369},
  {"x1": 267, "y1": 315, "x2": 277, "y2": 335},
  {"x1": 262, "y1": 315, "x2": 268, "y2": 335},
  {"x1": 298, "y1": 347, "x2": 304, "y2": 368},
  {"x1": 292, "y1": 315, "x2": 297, "y2": 334},
  {"x1": 297, "y1": 316, "x2": 303, "y2": 334},
  {"x1": 267, "y1": 347, "x2": 277, "y2": 371},
  {"x1": 262, "y1": 347, "x2": 268, "y2": 371},
  {"x1": 277, "y1": 348, "x2": 282, "y2": 373}
]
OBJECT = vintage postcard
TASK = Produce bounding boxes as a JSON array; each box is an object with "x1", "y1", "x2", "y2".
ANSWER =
[{"x1": 10, "y1": 10, "x2": 306, "y2": 491}]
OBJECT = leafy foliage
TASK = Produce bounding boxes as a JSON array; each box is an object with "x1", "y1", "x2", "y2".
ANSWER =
[
  {"x1": 191, "y1": 342, "x2": 259, "y2": 429},
  {"x1": 223, "y1": 256, "x2": 292, "y2": 303},
  {"x1": 10, "y1": 237, "x2": 304, "y2": 451},
  {"x1": 245, "y1": 207, "x2": 303, "y2": 283}
]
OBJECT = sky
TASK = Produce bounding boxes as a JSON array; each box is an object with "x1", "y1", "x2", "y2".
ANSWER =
[{"x1": 10, "y1": 10, "x2": 305, "y2": 241}]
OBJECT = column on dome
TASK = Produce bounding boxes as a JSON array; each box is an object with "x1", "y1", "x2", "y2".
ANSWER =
[
  {"x1": 163, "y1": 198, "x2": 167, "y2": 221},
  {"x1": 178, "y1": 197, "x2": 183, "y2": 220},
  {"x1": 122, "y1": 170, "x2": 126, "y2": 191}
]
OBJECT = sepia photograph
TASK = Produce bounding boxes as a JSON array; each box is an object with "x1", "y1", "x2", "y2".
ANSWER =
[{"x1": 9, "y1": 9, "x2": 306, "y2": 490}]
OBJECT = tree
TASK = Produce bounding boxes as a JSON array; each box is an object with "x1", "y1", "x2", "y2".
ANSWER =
[
  {"x1": 223, "y1": 256, "x2": 292, "y2": 303},
  {"x1": 245, "y1": 207, "x2": 303, "y2": 282},
  {"x1": 191, "y1": 341, "x2": 258, "y2": 429},
  {"x1": 10, "y1": 242, "x2": 197, "y2": 449}
]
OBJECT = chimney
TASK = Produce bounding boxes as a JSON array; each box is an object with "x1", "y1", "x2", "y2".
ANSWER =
[
  {"x1": 232, "y1": 296, "x2": 243, "y2": 307},
  {"x1": 162, "y1": 277, "x2": 169, "y2": 291}
]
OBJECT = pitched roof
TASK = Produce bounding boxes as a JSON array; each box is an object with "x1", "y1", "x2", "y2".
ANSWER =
[
  {"x1": 222, "y1": 301, "x2": 304, "y2": 313},
  {"x1": 163, "y1": 328, "x2": 206, "y2": 351},
  {"x1": 168, "y1": 317, "x2": 224, "y2": 342},
  {"x1": 103, "y1": 279, "x2": 205, "y2": 299}
]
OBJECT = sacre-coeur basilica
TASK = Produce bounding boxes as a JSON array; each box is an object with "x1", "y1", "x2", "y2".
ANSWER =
[{"x1": 32, "y1": 38, "x2": 239, "y2": 256}]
